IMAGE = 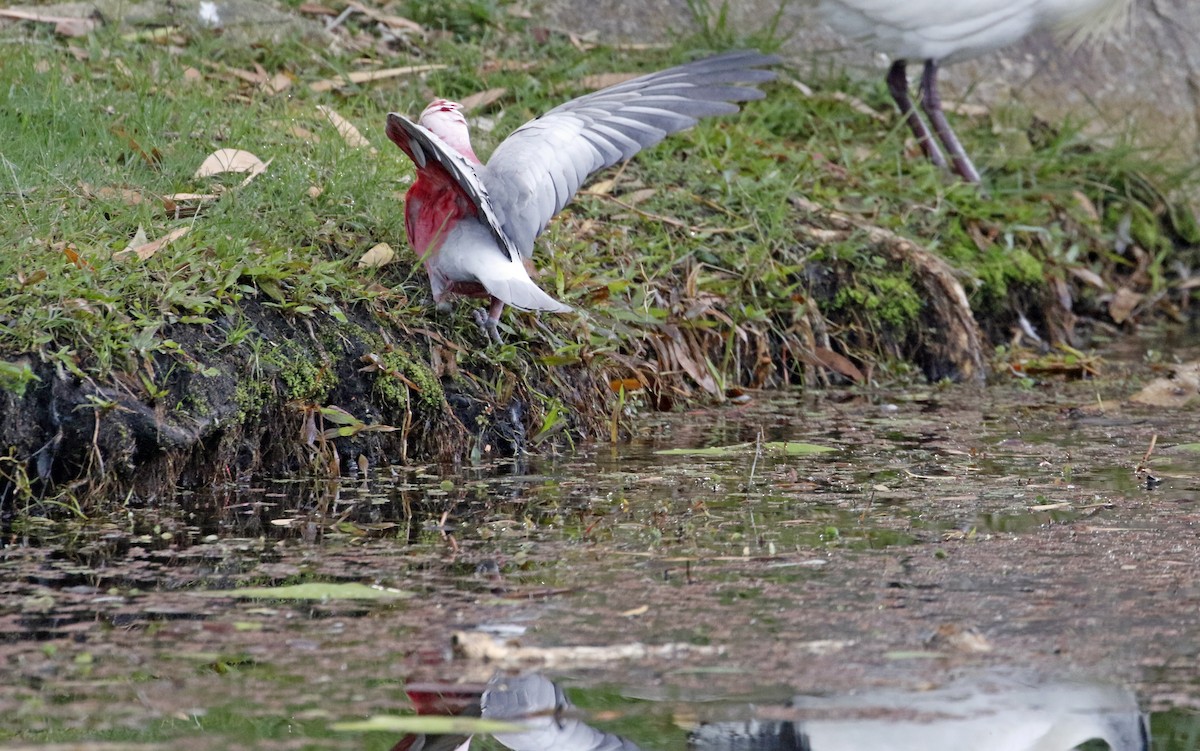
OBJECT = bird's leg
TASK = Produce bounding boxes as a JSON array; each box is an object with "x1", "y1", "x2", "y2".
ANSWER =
[
  {"x1": 886, "y1": 60, "x2": 947, "y2": 170},
  {"x1": 473, "y1": 297, "x2": 506, "y2": 345},
  {"x1": 919, "y1": 60, "x2": 982, "y2": 183}
]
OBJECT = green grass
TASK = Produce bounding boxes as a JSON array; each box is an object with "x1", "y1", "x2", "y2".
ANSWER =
[{"x1": 0, "y1": 3, "x2": 1196, "y2": 501}]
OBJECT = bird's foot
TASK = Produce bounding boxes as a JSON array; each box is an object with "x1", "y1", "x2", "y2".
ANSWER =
[{"x1": 473, "y1": 308, "x2": 503, "y2": 344}]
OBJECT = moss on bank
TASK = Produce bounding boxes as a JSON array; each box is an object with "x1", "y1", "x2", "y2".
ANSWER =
[{"x1": 0, "y1": 2, "x2": 1196, "y2": 517}]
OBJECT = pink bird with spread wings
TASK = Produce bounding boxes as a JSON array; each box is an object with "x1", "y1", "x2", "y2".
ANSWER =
[{"x1": 385, "y1": 50, "x2": 778, "y2": 342}]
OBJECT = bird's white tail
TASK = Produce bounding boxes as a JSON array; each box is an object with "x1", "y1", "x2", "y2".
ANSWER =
[{"x1": 483, "y1": 276, "x2": 573, "y2": 314}]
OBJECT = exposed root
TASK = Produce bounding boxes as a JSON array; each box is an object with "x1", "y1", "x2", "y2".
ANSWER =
[{"x1": 791, "y1": 196, "x2": 988, "y2": 384}]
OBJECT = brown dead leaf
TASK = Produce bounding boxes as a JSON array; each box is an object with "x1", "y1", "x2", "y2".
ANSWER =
[
  {"x1": 309, "y1": 64, "x2": 446, "y2": 93},
  {"x1": 1071, "y1": 190, "x2": 1101, "y2": 223},
  {"x1": 622, "y1": 188, "x2": 657, "y2": 206},
  {"x1": 194, "y1": 148, "x2": 271, "y2": 187},
  {"x1": 182, "y1": 66, "x2": 203, "y2": 84},
  {"x1": 0, "y1": 8, "x2": 97, "y2": 36},
  {"x1": 357, "y1": 242, "x2": 395, "y2": 269},
  {"x1": 289, "y1": 124, "x2": 318, "y2": 141},
  {"x1": 668, "y1": 337, "x2": 718, "y2": 394},
  {"x1": 266, "y1": 72, "x2": 292, "y2": 94},
  {"x1": 1129, "y1": 362, "x2": 1200, "y2": 408},
  {"x1": 588, "y1": 178, "x2": 616, "y2": 196},
  {"x1": 609, "y1": 378, "x2": 642, "y2": 393},
  {"x1": 459, "y1": 87, "x2": 507, "y2": 113},
  {"x1": 1108, "y1": 286, "x2": 1143, "y2": 324},
  {"x1": 94, "y1": 186, "x2": 145, "y2": 206},
  {"x1": 58, "y1": 243, "x2": 90, "y2": 270},
  {"x1": 110, "y1": 125, "x2": 162, "y2": 170},
  {"x1": 813, "y1": 346, "x2": 864, "y2": 383},
  {"x1": 114, "y1": 226, "x2": 190, "y2": 261},
  {"x1": 162, "y1": 192, "x2": 219, "y2": 219},
  {"x1": 1069, "y1": 266, "x2": 1109, "y2": 290},
  {"x1": 345, "y1": 0, "x2": 423, "y2": 31},
  {"x1": 316, "y1": 105, "x2": 374, "y2": 152}
]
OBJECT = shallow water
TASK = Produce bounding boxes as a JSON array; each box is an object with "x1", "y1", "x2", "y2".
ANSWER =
[{"x1": 3, "y1": 351, "x2": 1200, "y2": 749}]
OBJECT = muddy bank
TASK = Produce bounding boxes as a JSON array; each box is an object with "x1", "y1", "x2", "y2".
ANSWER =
[
  {"x1": 2, "y1": 1, "x2": 1198, "y2": 516},
  {"x1": 0, "y1": 297, "x2": 613, "y2": 519}
]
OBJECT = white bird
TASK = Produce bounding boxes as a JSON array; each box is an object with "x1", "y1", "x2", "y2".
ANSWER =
[
  {"x1": 818, "y1": 0, "x2": 1133, "y2": 182},
  {"x1": 385, "y1": 51, "x2": 777, "y2": 342}
]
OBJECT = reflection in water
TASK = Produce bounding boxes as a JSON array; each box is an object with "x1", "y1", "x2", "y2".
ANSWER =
[
  {"x1": 402, "y1": 673, "x2": 1148, "y2": 751},
  {"x1": 693, "y1": 676, "x2": 1148, "y2": 751}
]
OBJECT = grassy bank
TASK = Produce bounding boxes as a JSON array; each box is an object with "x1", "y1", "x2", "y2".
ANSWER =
[{"x1": 0, "y1": 0, "x2": 1196, "y2": 516}]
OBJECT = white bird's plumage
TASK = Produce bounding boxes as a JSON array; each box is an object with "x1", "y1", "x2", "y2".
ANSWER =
[
  {"x1": 818, "y1": 0, "x2": 1132, "y2": 182},
  {"x1": 385, "y1": 51, "x2": 777, "y2": 336},
  {"x1": 820, "y1": 0, "x2": 1132, "y2": 62},
  {"x1": 484, "y1": 51, "x2": 777, "y2": 258}
]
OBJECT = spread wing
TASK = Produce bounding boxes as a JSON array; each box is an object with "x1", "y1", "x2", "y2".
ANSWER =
[
  {"x1": 385, "y1": 113, "x2": 521, "y2": 262},
  {"x1": 481, "y1": 50, "x2": 778, "y2": 259}
]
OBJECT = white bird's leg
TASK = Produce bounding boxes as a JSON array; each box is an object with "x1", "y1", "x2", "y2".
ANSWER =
[
  {"x1": 919, "y1": 60, "x2": 982, "y2": 183},
  {"x1": 473, "y1": 297, "x2": 506, "y2": 345},
  {"x1": 886, "y1": 60, "x2": 947, "y2": 170}
]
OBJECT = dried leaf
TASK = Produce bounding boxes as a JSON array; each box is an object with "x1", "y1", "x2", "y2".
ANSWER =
[
  {"x1": 289, "y1": 124, "x2": 318, "y2": 141},
  {"x1": 124, "y1": 225, "x2": 149, "y2": 254},
  {"x1": 1108, "y1": 286, "x2": 1143, "y2": 324},
  {"x1": 59, "y1": 244, "x2": 90, "y2": 270},
  {"x1": 308, "y1": 64, "x2": 446, "y2": 93},
  {"x1": 162, "y1": 192, "x2": 219, "y2": 219},
  {"x1": 668, "y1": 338, "x2": 718, "y2": 394},
  {"x1": 266, "y1": 72, "x2": 292, "y2": 94},
  {"x1": 1071, "y1": 190, "x2": 1101, "y2": 223},
  {"x1": 94, "y1": 186, "x2": 145, "y2": 206},
  {"x1": 345, "y1": 0, "x2": 423, "y2": 31},
  {"x1": 813, "y1": 346, "x2": 864, "y2": 382},
  {"x1": 114, "y1": 226, "x2": 190, "y2": 261},
  {"x1": 609, "y1": 378, "x2": 642, "y2": 393},
  {"x1": 459, "y1": 87, "x2": 507, "y2": 112},
  {"x1": 1129, "y1": 362, "x2": 1200, "y2": 408},
  {"x1": 111, "y1": 125, "x2": 162, "y2": 169},
  {"x1": 194, "y1": 148, "x2": 271, "y2": 187},
  {"x1": 1069, "y1": 266, "x2": 1109, "y2": 290},
  {"x1": 0, "y1": 8, "x2": 97, "y2": 36},
  {"x1": 588, "y1": 178, "x2": 615, "y2": 196},
  {"x1": 316, "y1": 105, "x2": 374, "y2": 151},
  {"x1": 622, "y1": 188, "x2": 657, "y2": 206},
  {"x1": 357, "y1": 242, "x2": 395, "y2": 268}
]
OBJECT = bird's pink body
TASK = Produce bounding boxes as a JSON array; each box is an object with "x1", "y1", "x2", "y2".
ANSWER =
[
  {"x1": 384, "y1": 52, "x2": 778, "y2": 340},
  {"x1": 402, "y1": 100, "x2": 491, "y2": 301}
]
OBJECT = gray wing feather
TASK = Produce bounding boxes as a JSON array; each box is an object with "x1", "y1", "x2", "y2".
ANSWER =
[
  {"x1": 385, "y1": 112, "x2": 522, "y2": 262},
  {"x1": 482, "y1": 50, "x2": 778, "y2": 259}
]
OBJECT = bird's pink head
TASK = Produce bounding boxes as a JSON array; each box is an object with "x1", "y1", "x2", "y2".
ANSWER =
[{"x1": 419, "y1": 99, "x2": 480, "y2": 164}]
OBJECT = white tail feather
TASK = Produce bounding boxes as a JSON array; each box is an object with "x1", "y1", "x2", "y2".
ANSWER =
[{"x1": 482, "y1": 276, "x2": 573, "y2": 313}]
